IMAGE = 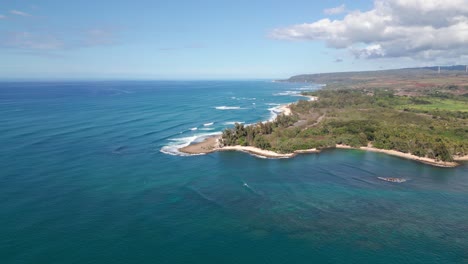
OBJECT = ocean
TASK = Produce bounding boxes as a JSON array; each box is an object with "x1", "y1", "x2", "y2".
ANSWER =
[{"x1": 1, "y1": 80, "x2": 467, "y2": 264}]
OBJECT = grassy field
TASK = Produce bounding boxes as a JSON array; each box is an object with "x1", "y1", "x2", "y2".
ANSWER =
[{"x1": 395, "y1": 98, "x2": 468, "y2": 112}]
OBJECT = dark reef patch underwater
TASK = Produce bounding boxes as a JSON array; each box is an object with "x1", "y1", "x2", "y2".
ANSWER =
[{"x1": 1, "y1": 81, "x2": 467, "y2": 263}]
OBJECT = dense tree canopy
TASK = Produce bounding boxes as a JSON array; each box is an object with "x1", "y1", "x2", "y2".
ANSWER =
[{"x1": 221, "y1": 89, "x2": 467, "y2": 161}]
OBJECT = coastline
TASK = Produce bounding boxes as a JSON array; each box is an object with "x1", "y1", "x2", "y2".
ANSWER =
[
  {"x1": 180, "y1": 137, "x2": 466, "y2": 167},
  {"x1": 335, "y1": 144, "x2": 461, "y2": 168},
  {"x1": 277, "y1": 104, "x2": 292, "y2": 116},
  {"x1": 178, "y1": 100, "x2": 466, "y2": 167}
]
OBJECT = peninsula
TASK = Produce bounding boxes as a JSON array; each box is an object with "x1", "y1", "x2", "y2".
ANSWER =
[{"x1": 180, "y1": 67, "x2": 468, "y2": 167}]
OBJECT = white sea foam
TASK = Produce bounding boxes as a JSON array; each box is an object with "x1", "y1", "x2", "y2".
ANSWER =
[
  {"x1": 224, "y1": 121, "x2": 245, "y2": 125},
  {"x1": 267, "y1": 106, "x2": 286, "y2": 122},
  {"x1": 231, "y1": 97, "x2": 256, "y2": 101},
  {"x1": 203, "y1": 122, "x2": 214, "y2": 126},
  {"x1": 190, "y1": 127, "x2": 198, "y2": 131},
  {"x1": 200, "y1": 128, "x2": 215, "y2": 131},
  {"x1": 296, "y1": 88, "x2": 312, "y2": 91},
  {"x1": 215, "y1": 106, "x2": 243, "y2": 110},
  {"x1": 160, "y1": 132, "x2": 221, "y2": 156},
  {"x1": 273, "y1": 91, "x2": 301, "y2": 96},
  {"x1": 265, "y1": 103, "x2": 281, "y2": 106},
  {"x1": 160, "y1": 136, "x2": 199, "y2": 156},
  {"x1": 250, "y1": 153, "x2": 268, "y2": 159}
]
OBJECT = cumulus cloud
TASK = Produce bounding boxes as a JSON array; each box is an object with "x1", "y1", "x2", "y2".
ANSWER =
[
  {"x1": 9, "y1": 10, "x2": 31, "y2": 17},
  {"x1": 271, "y1": 0, "x2": 468, "y2": 60},
  {"x1": 324, "y1": 4, "x2": 346, "y2": 15}
]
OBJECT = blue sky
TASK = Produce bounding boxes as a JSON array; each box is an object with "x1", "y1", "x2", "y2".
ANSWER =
[{"x1": 1, "y1": 0, "x2": 466, "y2": 79}]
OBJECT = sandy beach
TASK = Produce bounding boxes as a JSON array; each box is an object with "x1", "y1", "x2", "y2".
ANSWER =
[
  {"x1": 219, "y1": 145, "x2": 295, "y2": 158},
  {"x1": 179, "y1": 135, "x2": 295, "y2": 158},
  {"x1": 454, "y1": 155, "x2": 468, "y2": 161},
  {"x1": 277, "y1": 104, "x2": 292, "y2": 116},
  {"x1": 180, "y1": 138, "x2": 465, "y2": 167},
  {"x1": 179, "y1": 136, "x2": 220, "y2": 154},
  {"x1": 179, "y1": 134, "x2": 321, "y2": 158},
  {"x1": 336, "y1": 144, "x2": 461, "y2": 168},
  {"x1": 302, "y1": 95, "x2": 318, "y2": 101}
]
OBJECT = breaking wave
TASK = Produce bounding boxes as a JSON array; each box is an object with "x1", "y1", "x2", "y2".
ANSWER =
[
  {"x1": 215, "y1": 106, "x2": 243, "y2": 110},
  {"x1": 160, "y1": 132, "x2": 221, "y2": 156}
]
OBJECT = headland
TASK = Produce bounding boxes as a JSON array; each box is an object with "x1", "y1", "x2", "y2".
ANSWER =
[{"x1": 180, "y1": 68, "x2": 467, "y2": 167}]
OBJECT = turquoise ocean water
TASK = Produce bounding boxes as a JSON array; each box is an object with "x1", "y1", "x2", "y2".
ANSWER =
[{"x1": 1, "y1": 81, "x2": 467, "y2": 263}]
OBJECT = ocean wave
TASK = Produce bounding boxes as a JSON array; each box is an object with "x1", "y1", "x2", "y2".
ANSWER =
[
  {"x1": 295, "y1": 88, "x2": 315, "y2": 91},
  {"x1": 224, "y1": 121, "x2": 245, "y2": 125},
  {"x1": 273, "y1": 91, "x2": 301, "y2": 96},
  {"x1": 231, "y1": 97, "x2": 256, "y2": 101},
  {"x1": 190, "y1": 127, "x2": 198, "y2": 131},
  {"x1": 160, "y1": 132, "x2": 221, "y2": 156},
  {"x1": 203, "y1": 122, "x2": 214, "y2": 126},
  {"x1": 267, "y1": 106, "x2": 287, "y2": 122},
  {"x1": 215, "y1": 106, "x2": 243, "y2": 110},
  {"x1": 199, "y1": 128, "x2": 215, "y2": 131}
]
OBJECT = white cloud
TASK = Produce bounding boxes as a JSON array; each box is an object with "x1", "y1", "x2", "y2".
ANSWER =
[
  {"x1": 271, "y1": 0, "x2": 468, "y2": 61},
  {"x1": 10, "y1": 10, "x2": 31, "y2": 17},
  {"x1": 1, "y1": 32, "x2": 64, "y2": 50},
  {"x1": 1, "y1": 28, "x2": 120, "y2": 52},
  {"x1": 324, "y1": 4, "x2": 346, "y2": 15},
  {"x1": 85, "y1": 29, "x2": 116, "y2": 45},
  {"x1": 0, "y1": 15, "x2": 6, "y2": 19}
]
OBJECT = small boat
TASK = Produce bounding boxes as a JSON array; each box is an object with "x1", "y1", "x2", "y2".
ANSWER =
[{"x1": 378, "y1": 177, "x2": 407, "y2": 183}]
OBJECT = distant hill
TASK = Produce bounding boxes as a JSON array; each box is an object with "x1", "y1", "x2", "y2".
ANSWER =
[
  {"x1": 282, "y1": 65, "x2": 468, "y2": 83},
  {"x1": 421, "y1": 65, "x2": 468, "y2": 72}
]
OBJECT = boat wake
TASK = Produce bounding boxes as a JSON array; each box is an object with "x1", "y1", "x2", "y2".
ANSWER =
[{"x1": 377, "y1": 177, "x2": 408, "y2": 183}]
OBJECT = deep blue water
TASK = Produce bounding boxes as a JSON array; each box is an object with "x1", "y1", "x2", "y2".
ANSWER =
[{"x1": 1, "y1": 81, "x2": 467, "y2": 264}]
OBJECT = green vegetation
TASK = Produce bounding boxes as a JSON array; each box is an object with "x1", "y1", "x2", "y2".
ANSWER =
[
  {"x1": 221, "y1": 89, "x2": 467, "y2": 162},
  {"x1": 281, "y1": 66, "x2": 468, "y2": 97}
]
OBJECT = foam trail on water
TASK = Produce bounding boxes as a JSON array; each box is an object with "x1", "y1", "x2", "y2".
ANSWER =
[{"x1": 203, "y1": 122, "x2": 214, "y2": 126}]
